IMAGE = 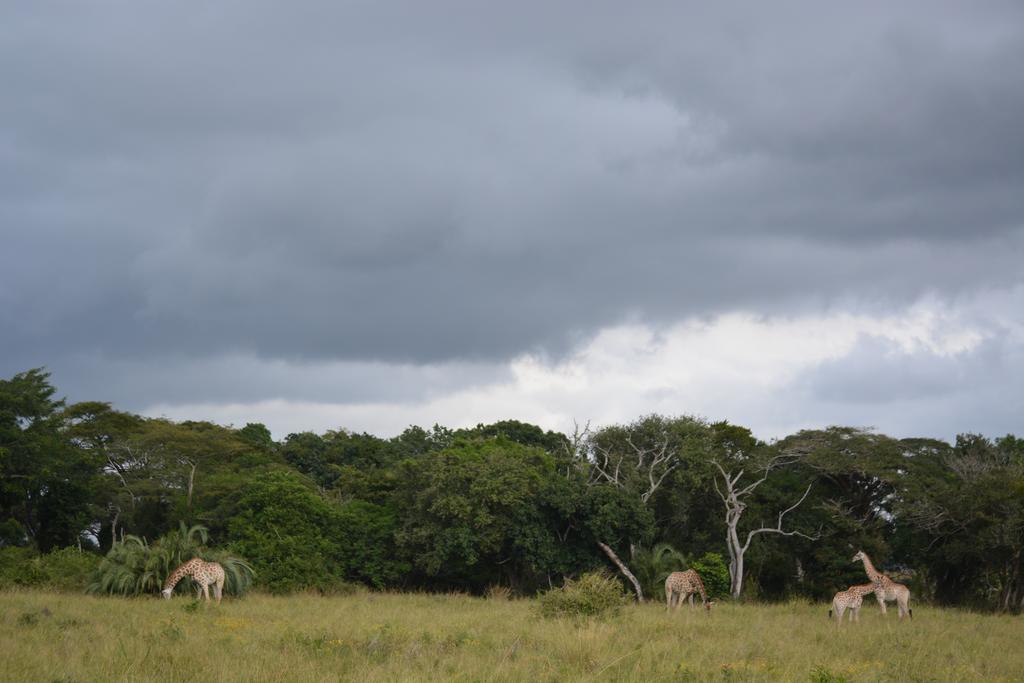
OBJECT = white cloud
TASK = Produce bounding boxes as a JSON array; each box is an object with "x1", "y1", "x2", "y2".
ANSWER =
[{"x1": 145, "y1": 289, "x2": 1022, "y2": 441}]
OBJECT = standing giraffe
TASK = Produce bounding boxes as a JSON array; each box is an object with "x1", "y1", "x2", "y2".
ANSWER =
[
  {"x1": 852, "y1": 550, "x2": 912, "y2": 619},
  {"x1": 161, "y1": 558, "x2": 225, "y2": 603},
  {"x1": 665, "y1": 570, "x2": 713, "y2": 612},
  {"x1": 828, "y1": 583, "x2": 876, "y2": 624}
]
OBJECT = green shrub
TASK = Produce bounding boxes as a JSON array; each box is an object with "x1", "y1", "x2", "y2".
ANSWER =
[
  {"x1": 34, "y1": 548, "x2": 100, "y2": 591},
  {"x1": 0, "y1": 547, "x2": 44, "y2": 588},
  {"x1": 0, "y1": 547, "x2": 99, "y2": 592},
  {"x1": 689, "y1": 552, "x2": 729, "y2": 599},
  {"x1": 537, "y1": 571, "x2": 627, "y2": 619}
]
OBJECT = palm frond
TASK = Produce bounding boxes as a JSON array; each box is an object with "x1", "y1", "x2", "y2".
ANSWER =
[{"x1": 88, "y1": 524, "x2": 255, "y2": 598}]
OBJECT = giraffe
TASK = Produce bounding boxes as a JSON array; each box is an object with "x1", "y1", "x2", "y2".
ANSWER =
[
  {"x1": 852, "y1": 550, "x2": 912, "y2": 619},
  {"x1": 161, "y1": 558, "x2": 225, "y2": 603},
  {"x1": 828, "y1": 583, "x2": 876, "y2": 624},
  {"x1": 665, "y1": 569, "x2": 713, "y2": 612}
]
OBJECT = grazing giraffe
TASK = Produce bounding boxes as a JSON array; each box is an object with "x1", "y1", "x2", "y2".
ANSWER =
[
  {"x1": 161, "y1": 558, "x2": 225, "y2": 603},
  {"x1": 852, "y1": 550, "x2": 912, "y2": 619},
  {"x1": 665, "y1": 569, "x2": 713, "y2": 612},
  {"x1": 828, "y1": 583, "x2": 876, "y2": 624}
]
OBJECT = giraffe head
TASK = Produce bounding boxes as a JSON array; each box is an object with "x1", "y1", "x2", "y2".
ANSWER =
[
  {"x1": 704, "y1": 600, "x2": 715, "y2": 613},
  {"x1": 851, "y1": 550, "x2": 866, "y2": 563},
  {"x1": 161, "y1": 588, "x2": 173, "y2": 599}
]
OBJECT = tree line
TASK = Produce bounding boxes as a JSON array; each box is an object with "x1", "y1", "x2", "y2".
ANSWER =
[{"x1": 2, "y1": 368, "x2": 1023, "y2": 611}]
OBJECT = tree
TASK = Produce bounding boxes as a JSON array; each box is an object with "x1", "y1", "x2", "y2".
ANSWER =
[
  {"x1": 238, "y1": 422, "x2": 274, "y2": 450},
  {"x1": 772, "y1": 426, "x2": 910, "y2": 599},
  {"x1": 227, "y1": 470, "x2": 405, "y2": 592},
  {"x1": 226, "y1": 470, "x2": 349, "y2": 592},
  {"x1": 61, "y1": 402, "x2": 145, "y2": 548},
  {"x1": 455, "y1": 420, "x2": 570, "y2": 455},
  {"x1": 898, "y1": 433, "x2": 1024, "y2": 610},
  {"x1": 0, "y1": 369, "x2": 101, "y2": 551},
  {"x1": 572, "y1": 414, "x2": 709, "y2": 601},
  {"x1": 709, "y1": 422, "x2": 817, "y2": 599},
  {"x1": 393, "y1": 438, "x2": 564, "y2": 592}
]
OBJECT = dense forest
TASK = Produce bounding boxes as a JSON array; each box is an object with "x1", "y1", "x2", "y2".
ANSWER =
[{"x1": 2, "y1": 368, "x2": 1022, "y2": 611}]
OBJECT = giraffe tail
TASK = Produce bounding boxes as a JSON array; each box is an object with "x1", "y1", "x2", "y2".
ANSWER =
[{"x1": 828, "y1": 608, "x2": 833, "y2": 619}]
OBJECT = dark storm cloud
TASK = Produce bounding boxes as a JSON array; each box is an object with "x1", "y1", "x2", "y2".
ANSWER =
[
  {"x1": 798, "y1": 330, "x2": 1024, "y2": 439},
  {"x1": 2, "y1": 1, "x2": 1023, "y2": 409}
]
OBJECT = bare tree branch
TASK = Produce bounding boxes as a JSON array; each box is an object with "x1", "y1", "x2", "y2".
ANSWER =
[
  {"x1": 741, "y1": 482, "x2": 818, "y2": 554},
  {"x1": 712, "y1": 454, "x2": 817, "y2": 598}
]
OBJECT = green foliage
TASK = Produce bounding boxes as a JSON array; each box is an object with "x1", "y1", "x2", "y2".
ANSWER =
[
  {"x1": 227, "y1": 471, "x2": 343, "y2": 593},
  {"x1": 87, "y1": 523, "x2": 254, "y2": 597},
  {"x1": 333, "y1": 500, "x2": 407, "y2": 588},
  {"x1": 238, "y1": 422, "x2": 274, "y2": 449},
  {"x1": 689, "y1": 552, "x2": 730, "y2": 599},
  {"x1": 1, "y1": 369, "x2": 100, "y2": 551},
  {"x1": 631, "y1": 543, "x2": 686, "y2": 600},
  {"x1": 0, "y1": 547, "x2": 100, "y2": 591},
  {"x1": 5, "y1": 365, "x2": 1024, "y2": 613},
  {"x1": 227, "y1": 470, "x2": 405, "y2": 592},
  {"x1": 454, "y1": 420, "x2": 570, "y2": 455},
  {"x1": 537, "y1": 571, "x2": 627, "y2": 619},
  {"x1": 394, "y1": 438, "x2": 564, "y2": 590}
]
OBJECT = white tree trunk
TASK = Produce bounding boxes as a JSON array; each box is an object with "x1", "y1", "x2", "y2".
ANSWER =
[
  {"x1": 727, "y1": 521, "x2": 745, "y2": 598},
  {"x1": 713, "y1": 457, "x2": 817, "y2": 601},
  {"x1": 186, "y1": 460, "x2": 197, "y2": 508},
  {"x1": 597, "y1": 542, "x2": 644, "y2": 603}
]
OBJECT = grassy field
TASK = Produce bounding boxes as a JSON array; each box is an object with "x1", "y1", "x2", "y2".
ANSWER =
[{"x1": 2, "y1": 590, "x2": 1022, "y2": 682}]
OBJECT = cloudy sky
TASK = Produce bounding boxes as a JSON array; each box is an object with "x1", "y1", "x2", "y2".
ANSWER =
[{"x1": 3, "y1": 1, "x2": 1023, "y2": 441}]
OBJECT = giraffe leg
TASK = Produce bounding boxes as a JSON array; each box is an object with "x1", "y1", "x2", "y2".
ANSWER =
[
  {"x1": 202, "y1": 583, "x2": 210, "y2": 602},
  {"x1": 214, "y1": 579, "x2": 223, "y2": 604},
  {"x1": 876, "y1": 593, "x2": 887, "y2": 615}
]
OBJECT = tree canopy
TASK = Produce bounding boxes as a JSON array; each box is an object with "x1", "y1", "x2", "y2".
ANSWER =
[{"x1": 2, "y1": 367, "x2": 1022, "y2": 611}]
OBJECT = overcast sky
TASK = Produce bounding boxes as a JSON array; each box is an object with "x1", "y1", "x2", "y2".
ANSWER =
[{"x1": 3, "y1": 1, "x2": 1023, "y2": 441}]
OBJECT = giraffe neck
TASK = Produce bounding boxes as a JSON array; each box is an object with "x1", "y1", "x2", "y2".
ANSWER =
[
  {"x1": 860, "y1": 554, "x2": 882, "y2": 581},
  {"x1": 163, "y1": 559, "x2": 198, "y2": 592},
  {"x1": 693, "y1": 572, "x2": 709, "y2": 605}
]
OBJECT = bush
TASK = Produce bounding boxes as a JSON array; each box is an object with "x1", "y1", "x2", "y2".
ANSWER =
[
  {"x1": 0, "y1": 547, "x2": 100, "y2": 592},
  {"x1": 87, "y1": 523, "x2": 254, "y2": 597},
  {"x1": 0, "y1": 547, "x2": 43, "y2": 588},
  {"x1": 689, "y1": 552, "x2": 730, "y2": 599},
  {"x1": 537, "y1": 571, "x2": 627, "y2": 619}
]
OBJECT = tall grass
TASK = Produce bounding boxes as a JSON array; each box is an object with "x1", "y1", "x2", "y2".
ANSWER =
[
  {"x1": 87, "y1": 523, "x2": 255, "y2": 597},
  {"x1": 2, "y1": 589, "x2": 1022, "y2": 682}
]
